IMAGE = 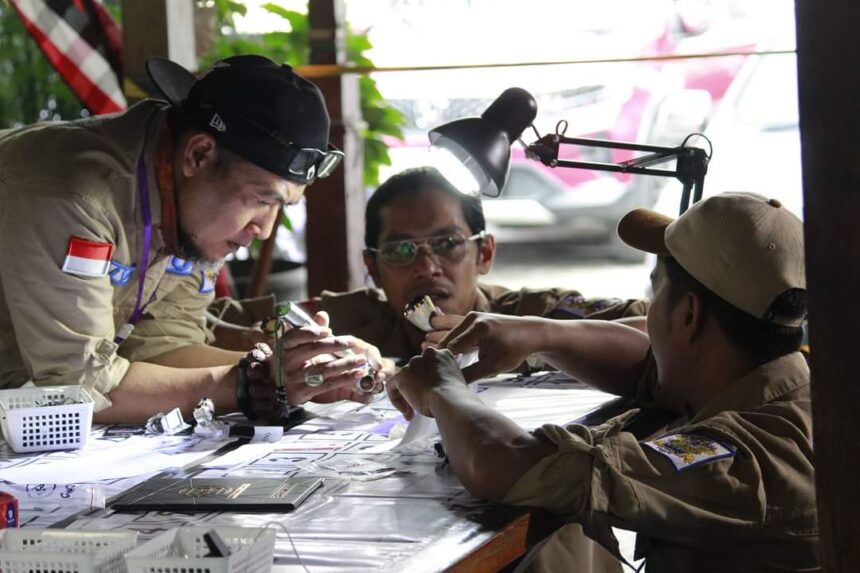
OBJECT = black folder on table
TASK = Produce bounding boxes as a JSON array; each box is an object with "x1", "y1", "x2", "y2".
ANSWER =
[{"x1": 111, "y1": 476, "x2": 323, "y2": 512}]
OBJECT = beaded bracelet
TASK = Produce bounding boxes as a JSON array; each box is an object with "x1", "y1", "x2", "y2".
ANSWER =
[
  {"x1": 235, "y1": 343, "x2": 293, "y2": 421},
  {"x1": 234, "y1": 357, "x2": 258, "y2": 420},
  {"x1": 235, "y1": 343, "x2": 271, "y2": 420}
]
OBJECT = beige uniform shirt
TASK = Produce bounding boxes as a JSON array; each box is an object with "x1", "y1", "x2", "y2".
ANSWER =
[
  {"x1": 0, "y1": 101, "x2": 216, "y2": 410},
  {"x1": 504, "y1": 352, "x2": 818, "y2": 572},
  {"x1": 306, "y1": 283, "x2": 648, "y2": 360}
]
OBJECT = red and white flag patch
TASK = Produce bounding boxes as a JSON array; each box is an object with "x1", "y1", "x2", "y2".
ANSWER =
[{"x1": 61, "y1": 237, "x2": 114, "y2": 277}]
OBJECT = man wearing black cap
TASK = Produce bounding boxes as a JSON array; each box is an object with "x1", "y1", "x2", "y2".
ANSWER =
[
  {"x1": 0, "y1": 55, "x2": 384, "y2": 423},
  {"x1": 389, "y1": 193, "x2": 818, "y2": 571}
]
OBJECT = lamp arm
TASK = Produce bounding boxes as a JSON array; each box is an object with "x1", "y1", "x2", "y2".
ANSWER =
[{"x1": 525, "y1": 133, "x2": 710, "y2": 215}]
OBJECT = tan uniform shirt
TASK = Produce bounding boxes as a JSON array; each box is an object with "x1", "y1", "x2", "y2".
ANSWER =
[
  {"x1": 307, "y1": 284, "x2": 648, "y2": 360},
  {"x1": 504, "y1": 352, "x2": 818, "y2": 572},
  {"x1": 0, "y1": 101, "x2": 216, "y2": 410}
]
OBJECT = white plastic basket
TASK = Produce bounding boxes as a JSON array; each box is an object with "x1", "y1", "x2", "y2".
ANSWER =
[
  {"x1": 0, "y1": 385, "x2": 95, "y2": 453},
  {"x1": 124, "y1": 526, "x2": 275, "y2": 573},
  {"x1": 0, "y1": 528, "x2": 137, "y2": 573}
]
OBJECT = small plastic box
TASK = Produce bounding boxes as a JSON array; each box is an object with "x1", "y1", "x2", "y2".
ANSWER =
[
  {"x1": 0, "y1": 386, "x2": 95, "y2": 453},
  {"x1": 0, "y1": 528, "x2": 137, "y2": 573},
  {"x1": 124, "y1": 526, "x2": 275, "y2": 573}
]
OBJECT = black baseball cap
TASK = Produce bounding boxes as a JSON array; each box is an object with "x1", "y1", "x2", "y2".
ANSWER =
[{"x1": 146, "y1": 54, "x2": 342, "y2": 184}]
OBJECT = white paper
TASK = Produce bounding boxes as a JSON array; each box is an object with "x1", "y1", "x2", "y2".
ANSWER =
[
  {"x1": 478, "y1": 385, "x2": 613, "y2": 430},
  {"x1": 0, "y1": 435, "x2": 231, "y2": 484},
  {"x1": 202, "y1": 442, "x2": 278, "y2": 468},
  {"x1": 10, "y1": 472, "x2": 162, "y2": 528},
  {"x1": 392, "y1": 413, "x2": 437, "y2": 452},
  {"x1": 392, "y1": 349, "x2": 480, "y2": 452},
  {"x1": 251, "y1": 426, "x2": 284, "y2": 443}
]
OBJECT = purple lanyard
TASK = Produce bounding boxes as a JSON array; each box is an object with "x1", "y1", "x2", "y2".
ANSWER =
[{"x1": 114, "y1": 152, "x2": 153, "y2": 343}]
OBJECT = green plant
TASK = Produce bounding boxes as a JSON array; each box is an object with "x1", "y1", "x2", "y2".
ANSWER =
[
  {"x1": 200, "y1": 1, "x2": 404, "y2": 188},
  {"x1": 0, "y1": 4, "x2": 89, "y2": 127}
]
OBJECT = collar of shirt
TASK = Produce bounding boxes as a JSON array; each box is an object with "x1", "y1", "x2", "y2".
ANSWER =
[{"x1": 690, "y1": 351, "x2": 809, "y2": 424}]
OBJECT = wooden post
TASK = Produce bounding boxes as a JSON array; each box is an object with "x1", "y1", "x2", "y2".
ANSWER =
[
  {"x1": 795, "y1": 1, "x2": 860, "y2": 570},
  {"x1": 121, "y1": 0, "x2": 196, "y2": 98},
  {"x1": 305, "y1": 0, "x2": 366, "y2": 296}
]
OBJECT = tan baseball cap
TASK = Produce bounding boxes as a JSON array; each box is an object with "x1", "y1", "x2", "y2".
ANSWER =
[{"x1": 617, "y1": 192, "x2": 805, "y2": 327}]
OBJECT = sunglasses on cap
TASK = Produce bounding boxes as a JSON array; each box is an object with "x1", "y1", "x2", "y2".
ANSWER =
[
  {"x1": 193, "y1": 101, "x2": 343, "y2": 184},
  {"x1": 366, "y1": 231, "x2": 485, "y2": 266},
  {"x1": 285, "y1": 143, "x2": 344, "y2": 183}
]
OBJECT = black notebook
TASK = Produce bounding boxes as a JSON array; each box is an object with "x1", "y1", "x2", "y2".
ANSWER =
[{"x1": 111, "y1": 476, "x2": 324, "y2": 512}]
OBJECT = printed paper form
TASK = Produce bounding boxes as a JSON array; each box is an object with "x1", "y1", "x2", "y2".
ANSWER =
[{"x1": 0, "y1": 435, "x2": 233, "y2": 484}]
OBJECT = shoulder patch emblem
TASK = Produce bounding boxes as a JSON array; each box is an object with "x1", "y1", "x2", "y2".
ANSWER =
[
  {"x1": 62, "y1": 237, "x2": 114, "y2": 277},
  {"x1": 108, "y1": 260, "x2": 135, "y2": 286},
  {"x1": 554, "y1": 294, "x2": 588, "y2": 318},
  {"x1": 199, "y1": 266, "x2": 218, "y2": 294},
  {"x1": 166, "y1": 256, "x2": 195, "y2": 276},
  {"x1": 643, "y1": 433, "x2": 736, "y2": 471},
  {"x1": 554, "y1": 295, "x2": 623, "y2": 318}
]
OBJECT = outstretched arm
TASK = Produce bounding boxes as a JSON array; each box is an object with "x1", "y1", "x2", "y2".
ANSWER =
[
  {"x1": 394, "y1": 348, "x2": 555, "y2": 501},
  {"x1": 533, "y1": 319, "x2": 651, "y2": 397},
  {"x1": 441, "y1": 313, "x2": 651, "y2": 397}
]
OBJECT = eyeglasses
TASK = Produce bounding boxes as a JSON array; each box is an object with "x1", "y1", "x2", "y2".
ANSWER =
[
  {"x1": 366, "y1": 231, "x2": 485, "y2": 266},
  {"x1": 285, "y1": 143, "x2": 344, "y2": 183},
  {"x1": 193, "y1": 101, "x2": 344, "y2": 184}
]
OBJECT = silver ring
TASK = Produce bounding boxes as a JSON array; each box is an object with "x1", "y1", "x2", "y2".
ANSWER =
[
  {"x1": 303, "y1": 368, "x2": 325, "y2": 387},
  {"x1": 355, "y1": 376, "x2": 376, "y2": 394},
  {"x1": 354, "y1": 369, "x2": 378, "y2": 394}
]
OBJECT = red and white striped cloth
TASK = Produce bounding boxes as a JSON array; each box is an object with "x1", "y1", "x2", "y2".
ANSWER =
[{"x1": 9, "y1": 0, "x2": 126, "y2": 115}]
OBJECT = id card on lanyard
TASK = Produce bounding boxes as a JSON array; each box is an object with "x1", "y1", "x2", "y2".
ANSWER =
[{"x1": 115, "y1": 151, "x2": 154, "y2": 344}]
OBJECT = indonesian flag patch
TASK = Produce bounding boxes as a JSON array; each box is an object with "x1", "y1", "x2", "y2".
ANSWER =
[{"x1": 61, "y1": 237, "x2": 114, "y2": 277}]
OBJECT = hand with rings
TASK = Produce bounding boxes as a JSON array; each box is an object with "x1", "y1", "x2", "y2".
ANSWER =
[
  {"x1": 306, "y1": 335, "x2": 396, "y2": 404},
  {"x1": 276, "y1": 311, "x2": 390, "y2": 405}
]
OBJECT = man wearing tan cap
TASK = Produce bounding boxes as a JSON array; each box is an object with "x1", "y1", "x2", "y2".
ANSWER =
[{"x1": 388, "y1": 192, "x2": 818, "y2": 571}]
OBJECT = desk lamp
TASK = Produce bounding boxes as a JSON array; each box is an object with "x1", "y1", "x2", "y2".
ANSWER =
[{"x1": 428, "y1": 87, "x2": 711, "y2": 215}]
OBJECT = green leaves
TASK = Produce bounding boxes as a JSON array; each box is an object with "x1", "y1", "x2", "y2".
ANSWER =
[
  {"x1": 0, "y1": 5, "x2": 91, "y2": 127},
  {"x1": 261, "y1": 4, "x2": 307, "y2": 33}
]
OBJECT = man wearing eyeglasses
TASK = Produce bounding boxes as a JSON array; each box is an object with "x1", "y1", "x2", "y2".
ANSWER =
[
  {"x1": 299, "y1": 167, "x2": 647, "y2": 361},
  {"x1": 0, "y1": 55, "x2": 381, "y2": 424}
]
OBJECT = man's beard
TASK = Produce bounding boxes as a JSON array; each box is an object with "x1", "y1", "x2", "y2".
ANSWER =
[{"x1": 177, "y1": 227, "x2": 215, "y2": 263}]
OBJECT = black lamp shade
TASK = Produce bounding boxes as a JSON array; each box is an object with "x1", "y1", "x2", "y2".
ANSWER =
[{"x1": 429, "y1": 87, "x2": 537, "y2": 197}]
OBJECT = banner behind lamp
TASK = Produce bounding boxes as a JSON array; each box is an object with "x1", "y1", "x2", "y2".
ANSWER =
[
  {"x1": 428, "y1": 87, "x2": 538, "y2": 198},
  {"x1": 430, "y1": 87, "x2": 711, "y2": 214}
]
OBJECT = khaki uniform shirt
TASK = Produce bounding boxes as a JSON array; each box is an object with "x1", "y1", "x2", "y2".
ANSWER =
[
  {"x1": 307, "y1": 284, "x2": 647, "y2": 360},
  {"x1": 504, "y1": 352, "x2": 818, "y2": 572},
  {"x1": 0, "y1": 101, "x2": 216, "y2": 410}
]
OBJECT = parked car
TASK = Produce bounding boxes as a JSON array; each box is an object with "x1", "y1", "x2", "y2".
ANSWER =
[
  {"x1": 642, "y1": 31, "x2": 800, "y2": 301},
  {"x1": 653, "y1": 37, "x2": 801, "y2": 220},
  {"x1": 697, "y1": 52, "x2": 801, "y2": 215},
  {"x1": 377, "y1": 0, "x2": 761, "y2": 262}
]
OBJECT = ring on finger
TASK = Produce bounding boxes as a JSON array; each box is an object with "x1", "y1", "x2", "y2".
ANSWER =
[
  {"x1": 303, "y1": 367, "x2": 325, "y2": 387},
  {"x1": 354, "y1": 368, "x2": 379, "y2": 394}
]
